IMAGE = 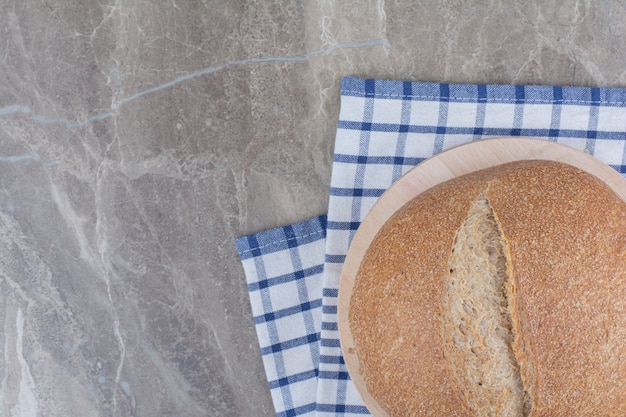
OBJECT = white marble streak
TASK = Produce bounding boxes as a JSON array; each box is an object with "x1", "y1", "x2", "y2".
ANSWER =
[{"x1": 11, "y1": 309, "x2": 38, "y2": 417}]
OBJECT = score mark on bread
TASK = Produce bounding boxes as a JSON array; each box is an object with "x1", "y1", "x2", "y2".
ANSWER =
[{"x1": 442, "y1": 192, "x2": 530, "y2": 417}]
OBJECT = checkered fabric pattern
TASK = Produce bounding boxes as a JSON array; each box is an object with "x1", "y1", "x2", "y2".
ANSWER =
[
  {"x1": 237, "y1": 215, "x2": 327, "y2": 417},
  {"x1": 236, "y1": 77, "x2": 626, "y2": 417}
]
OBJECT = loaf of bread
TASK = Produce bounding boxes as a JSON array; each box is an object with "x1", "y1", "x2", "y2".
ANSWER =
[{"x1": 348, "y1": 160, "x2": 626, "y2": 417}]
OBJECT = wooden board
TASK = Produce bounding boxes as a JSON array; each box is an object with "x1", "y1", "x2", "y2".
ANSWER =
[{"x1": 337, "y1": 137, "x2": 626, "y2": 417}]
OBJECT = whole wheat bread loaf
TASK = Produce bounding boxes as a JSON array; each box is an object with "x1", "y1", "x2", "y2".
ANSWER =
[{"x1": 348, "y1": 160, "x2": 626, "y2": 417}]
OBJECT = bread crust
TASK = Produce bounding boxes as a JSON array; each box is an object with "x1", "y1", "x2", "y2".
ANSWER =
[{"x1": 348, "y1": 160, "x2": 626, "y2": 416}]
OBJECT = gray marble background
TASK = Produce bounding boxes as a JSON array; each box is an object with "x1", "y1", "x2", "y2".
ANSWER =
[{"x1": 1, "y1": 1, "x2": 625, "y2": 416}]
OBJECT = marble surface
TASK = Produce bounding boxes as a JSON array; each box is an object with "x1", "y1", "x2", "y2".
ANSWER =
[{"x1": 1, "y1": 1, "x2": 626, "y2": 416}]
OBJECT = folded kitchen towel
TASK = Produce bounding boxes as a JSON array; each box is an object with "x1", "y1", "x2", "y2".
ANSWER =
[{"x1": 236, "y1": 77, "x2": 626, "y2": 417}]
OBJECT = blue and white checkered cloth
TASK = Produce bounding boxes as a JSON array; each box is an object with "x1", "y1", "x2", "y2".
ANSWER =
[{"x1": 236, "y1": 77, "x2": 626, "y2": 417}]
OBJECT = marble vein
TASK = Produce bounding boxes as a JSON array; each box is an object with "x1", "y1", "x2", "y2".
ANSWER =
[
  {"x1": 0, "y1": 153, "x2": 41, "y2": 163},
  {"x1": 48, "y1": 178, "x2": 127, "y2": 412},
  {"x1": 92, "y1": 180, "x2": 127, "y2": 414},
  {"x1": 12, "y1": 308, "x2": 39, "y2": 417},
  {"x1": 0, "y1": 38, "x2": 389, "y2": 130}
]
